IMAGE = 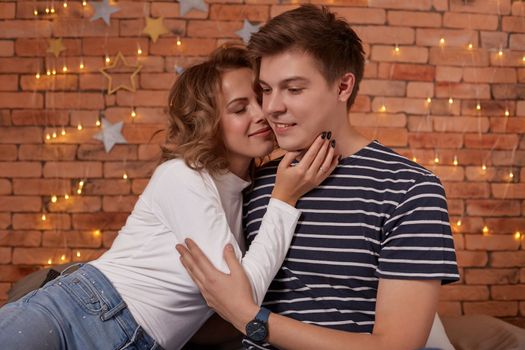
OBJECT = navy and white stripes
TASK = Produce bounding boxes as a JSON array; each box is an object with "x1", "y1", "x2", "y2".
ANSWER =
[{"x1": 242, "y1": 141, "x2": 459, "y2": 349}]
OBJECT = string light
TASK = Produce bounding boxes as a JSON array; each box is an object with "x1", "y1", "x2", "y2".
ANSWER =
[
  {"x1": 33, "y1": 9, "x2": 38, "y2": 16},
  {"x1": 45, "y1": 7, "x2": 50, "y2": 14},
  {"x1": 47, "y1": 258, "x2": 52, "y2": 265},
  {"x1": 468, "y1": 43, "x2": 473, "y2": 50},
  {"x1": 522, "y1": 55, "x2": 525, "y2": 63},
  {"x1": 63, "y1": 1, "x2": 68, "y2": 8},
  {"x1": 509, "y1": 171, "x2": 514, "y2": 179},
  {"x1": 52, "y1": 68, "x2": 57, "y2": 75},
  {"x1": 448, "y1": 97, "x2": 454, "y2": 105},
  {"x1": 93, "y1": 229, "x2": 101, "y2": 237},
  {"x1": 79, "y1": 59, "x2": 85, "y2": 70},
  {"x1": 439, "y1": 37, "x2": 445, "y2": 46},
  {"x1": 51, "y1": 195, "x2": 58, "y2": 203},
  {"x1": 131, "y1": 108, "x2": 136, "y2": 118},
  {"x1": 62, "y1": 65, "x2": 68, "y2": 73},
  {"x1": 35, "y1": 72, "x2": 40, "y2": 79},
  {"x1": 380, "y1": 104, "x2": 386, "y2": 112},
  {"x1": 76, "y1": 251, "x2": 81, "y2": 258},
  {"x1": 453, "y1": 155, "x2": 458, "y2": 166},
  {"x1": 498, "y1": 48, "x2": 503, "y2": 56},
  {"x1": 82, "y1": 0, "x2": 87, "y2": 6},
  {"x1": 77, "y1": 123, "x2": 83, "y2": 131},
  {"x1": 434, "y1": 155, "x2": 440, "y2": 164},
  {"x1": 394, "y1": 44, "x2": 400, "y2": 54},
  {"x1": 46, "y1": 69, "x2": 51, "y2": 76},
  {"x1": 60, "y1": 254, "x2": 66, "y2": 261},
  {"x1": 476, "y1": 102, "x2": 481, "y2": 111},
  {"x1": 50, "y1": 7, "x2": 56, "y2": 14},
  {"x1": 64, "y1": 194, "x2": 70, "y2": 200},
  {"x1": 505, "y1": 109, "x2": 510, "y2": 117},
  {"x1": 96, "y1": 119, "x2": 101, "y2": 127},
  {"x1": 61, "y1": 128, "x2": 66, "y2": 136},
  {"x1": 105, "y1": 55, "x2": 111, "y2": 64},
  {"x1": 45, "y1": 133, "x2": 51, "y2": 140},
  {"x1": 52, "y1": 131, "x2": 57, "y2": 138},
  {"x1": 482, "y1": 225, "x2": 489, "y2": 235},
  {"x1": 123, "y1": 173, "x2": 128, "y2": 180},
  {"x1": 137, "y1": 45, "x2": 142, "y2": 55},
  {"x1": 41, "y1": 213, "x2": 47, "y2": 221},
  {"x1": 456, "y1": 219, "x2": 462, "y2": 227},
  {"x1": 412, "y1": 156, "x2": 417, "y2": 162},
  {"x1": 426, "y1": 97, "x2": 432, "y2": 103},
  {"x1": 176, "y1": 36, "x2": 182, "y2": 46},
  {"x1": 515, "y1": 231, "x2": 522, "y2": 241},
  {"x1": 482, "y1": 164, "x2": 487, "y2": 171}
]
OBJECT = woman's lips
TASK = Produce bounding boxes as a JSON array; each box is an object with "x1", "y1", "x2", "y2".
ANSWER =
[{"x1": 249, "y1": 126, "x2": 273, "y2": 137}]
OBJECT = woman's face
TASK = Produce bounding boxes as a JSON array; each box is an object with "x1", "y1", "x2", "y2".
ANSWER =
[{"x1": 219, "y1": 68, "x2": 274, "y2": 169}]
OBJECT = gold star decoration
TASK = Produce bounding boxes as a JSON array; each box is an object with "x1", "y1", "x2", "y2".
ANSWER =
[
  {"x1": 47, "y1": 38, "x2": 66, "y2": 58},
  {"x1": 99, "y1": 52, "x2": 142, "y2": 95},
  {"x1": 143, "y1": 16, "x2": 170, "y2": 43}
]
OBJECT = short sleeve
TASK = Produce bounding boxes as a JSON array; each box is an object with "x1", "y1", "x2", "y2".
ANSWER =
[{"x1": 376, "y1": 174, "x2": 460, "y2": 284}]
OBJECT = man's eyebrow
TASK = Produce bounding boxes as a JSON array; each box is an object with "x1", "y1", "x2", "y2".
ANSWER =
[{"x1": 258, "y1": 77, "x2": 309, "y2": 86}]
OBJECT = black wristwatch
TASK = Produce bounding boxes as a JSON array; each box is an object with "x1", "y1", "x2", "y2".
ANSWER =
[{"x1": 245, "y1": 307, "x2": 271, "y2": 342}]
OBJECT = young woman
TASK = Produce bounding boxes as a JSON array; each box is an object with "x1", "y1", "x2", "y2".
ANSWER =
[{"x1": 0, "y1": 46, "x2": 338, "y2": 350}]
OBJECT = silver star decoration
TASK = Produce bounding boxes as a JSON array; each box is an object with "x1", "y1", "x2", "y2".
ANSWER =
[
  {"x1": 93, "y1": 117, "x2": 127, "y2": 153},
  {"x1": 90, "y1": 0, "x2": 120, "y2": 26},
  {"x1": 235, "y1": 20, "x2": 261, "y2": 44},
  {"x1": 179, "y1": 0, "x2": 208, "y2": 17}
]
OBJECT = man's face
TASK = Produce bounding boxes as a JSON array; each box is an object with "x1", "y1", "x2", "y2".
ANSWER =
[{"x1": 258, "y1": 50, "x2": 339, "y2": 151}]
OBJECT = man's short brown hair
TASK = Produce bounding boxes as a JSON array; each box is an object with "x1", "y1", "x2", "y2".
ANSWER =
[{"x1": 248, "y1": 4, "x2": 365, "y2": 109}]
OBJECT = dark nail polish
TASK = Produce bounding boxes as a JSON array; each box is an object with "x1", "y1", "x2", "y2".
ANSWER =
[
  {"x1": 327, "y1": 131, "x2": 332, "y2": 140},
  {"x1": 331, "y1": 139, "x2": 336, "y2": 148},
  {"x1": 321, "y1": 131, "x2": 327, "y2": 139}
]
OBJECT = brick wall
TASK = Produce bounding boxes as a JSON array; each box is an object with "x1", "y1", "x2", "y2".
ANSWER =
[{"x1": 0, "y1": 0, "x2": 524, "y2": 327}]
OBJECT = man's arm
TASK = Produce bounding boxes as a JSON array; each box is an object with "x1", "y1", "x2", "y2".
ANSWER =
[{"x1": 178, "y1": 240, "x2": 441, "y2": 350}]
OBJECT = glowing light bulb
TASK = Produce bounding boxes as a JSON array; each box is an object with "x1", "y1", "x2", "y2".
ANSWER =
[
  {"x1": 46, "y1": 69, "x2": 51, "y2": 76},
  {"x1": 426, "y1": 97, "x2": 432, "y2": 103},
  {"x1": 448, "y1": 97, "x2": 454, "y2": 104},
  {"x1": 176, "y1": 37, "x2": 182, "y2": 46},
  {"x1": 131, "y1": 108, "x2": 136, "y2": 118},
  {"x1": 82, "y1": 0, "x2": 87, "y2": 6},
  {"x1": 522, "y1": 55, "x2": 525, "y2": 63},
  {"x1": 96, "y1": 119, "x2": 101, "y2": 127},
  {"x1": 76, "y1": 251, "x2": 81, "y2": 258},
  {"x1": 47, "y1": 258, "x2": 52, "y2": 264},
  {"x1": 439, "y1": 37, "x2": 445, "y2": 46},
  {"x1": 505, "y1": 109, "x2": 510, "y2": 117},
  {"x1": 482, "y1": 225, "x2": 489, "y2": 235},
  {"x1": 77, "y1": 188, "x2": 82, "y2": 194},
  {"x1": 62, "y1": 65, "x2": 68, "y2": 73},
  {"x1": 412, "y1": 156, "x2": 417, "y2": 162},
  {"x1": 482, "y1": 164, "x2": 487, "y2": 171},
  {"x1": 50, "y1": 7, "x2": 55, "y2": 14},
  {"x1": 41, "y1": 214, "x2": 47, "y2": 221},
  {"x1": 498, "y1": 49, "x2": 503, "y2": 56},
  {"x1": 79, "y1": 60, "x2": 85, "y2": 70},
  {"x1": 52, "y1": 132, "x2": 57, "y2": 138},
  {"x1": 468, "y1": 43, "x2": 473, "y2": 50},
  {"x1": 45, "y1": 133, "x2": 51, "y2": 140},
  {"x1": 79, "y1": 180, "x2": 85, "y2": 187},
  {"x1": 77, "y1": 123, "x2": 83, "y2": 131},
  {"x1": 456, "y1": 220, "x2": 462, "y2": 227},
  {"x1": 105, "y1": 55, "x2": 110, "y2": 64},
  {"x1": 394, "y1": 44, "x2": 400, "y2": 53},
  {"x1": 51, "y1": 195, "x2": 58, "y2": 203},
  {"x1": 61, "y1": 128, "x2": 66, "y2": 136},
  {"x1": 476, "y1": 103, "x2": 481, "y2": 111},
  {"x1": 434, "y1": 156, "x2": 440, "y2": 164},
  {"x1": 515, "y1": 231, "x2": 522, "y2": 240},
  {"x1": 45, "y1": 7, "x2": 50, "y2": 14},
  {"x1": 137, "y1": 47, "x2": 142, "y2": 55},
  {"x1": 380, "y1": 104, "x2": 386, "y2": 112},
  {"x1": 52, "y1": 69, "x2": 56, "y2": 75},
  {"x1": 35, "y1": 72, "x2": 40, "y2": 79},
  {"x1": 509, "y1": 171, "x2": 514, "y2": 179},
  {"x1": 33, "y1": 9, "x2": 38, "y2": 16},
  {"x1": 453, "y1": 155, "x2": 458, "y2": 166},
  {"x1": 123, "y1": 173, "x2": 128, "y2": 180},
  {"x1": 63, "y1": 1, "x2": 68, "y2": 8},
  {"x1": 94, "y1": 229, "x2": 101, "y2": 236},
  {"x1": 64, "y1": 194, "x2": 70, "y2": 200},
  {"x1": 60, "y1": 254, "x2": 66, "y2": 261}
]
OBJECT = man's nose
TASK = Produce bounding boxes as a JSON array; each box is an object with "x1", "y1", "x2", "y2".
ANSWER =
[{"x1": 263, "y1": 92, "x2": 285, "y2": 117}]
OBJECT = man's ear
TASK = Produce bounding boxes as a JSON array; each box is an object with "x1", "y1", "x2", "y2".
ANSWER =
[{"x1": 337, "y1": 73, "x2": 356, "y2": 103}]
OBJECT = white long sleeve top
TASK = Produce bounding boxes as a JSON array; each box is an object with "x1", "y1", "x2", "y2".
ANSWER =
[{"x1": 90, "y1": 159, "x2": 300, "y2": 349}]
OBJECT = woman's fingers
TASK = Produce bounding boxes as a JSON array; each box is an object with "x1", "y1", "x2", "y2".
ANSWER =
[
  {"x1": 307, "y1": 139, "x2": 330, "y2": 175},
  {"x1": 278, "y1": 150, "x2": 302, "y2": 170},
  {"x1": 177, "y1": 244, "x2": 207, "y2": 284},
  {"x1": 185, "y1": 238, "x2": 224, "y2": 277},
  {"x1": 223, "y1": 244, "x2": 242, "y2": 275},
  {"x1": 296, "y1": 133, "x2": 325, "y2": 169},
  {"x1": 317, "y1": 143, "x2": 337, "y2": 177}
]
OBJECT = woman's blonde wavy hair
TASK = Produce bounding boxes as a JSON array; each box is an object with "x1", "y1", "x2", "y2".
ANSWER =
[{"x1": 161, "y1": 45, "x2": 255, "y2": 175}]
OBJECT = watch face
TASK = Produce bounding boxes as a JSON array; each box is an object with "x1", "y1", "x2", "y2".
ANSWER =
[{"x1": 246, "y1": 320, "x2": 268, "y2": 342}]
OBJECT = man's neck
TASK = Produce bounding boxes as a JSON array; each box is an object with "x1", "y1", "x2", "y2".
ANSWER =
[{"x1": 331, "y1": 120, "x2": 372, "y2": 159}]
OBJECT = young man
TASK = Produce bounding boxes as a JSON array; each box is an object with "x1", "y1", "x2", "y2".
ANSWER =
[{"x1": 179, "y1": 5, "x2": 459, "y2": 350}]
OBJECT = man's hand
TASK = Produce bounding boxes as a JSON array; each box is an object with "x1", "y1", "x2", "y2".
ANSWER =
[{"x1": 176, "y1": 239, "x2": 259, "y2": 333}]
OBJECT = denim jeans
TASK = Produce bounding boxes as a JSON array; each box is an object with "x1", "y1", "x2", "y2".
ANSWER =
[{"x1": 0, "y1": 263, "x2": 162, "y2": 350}]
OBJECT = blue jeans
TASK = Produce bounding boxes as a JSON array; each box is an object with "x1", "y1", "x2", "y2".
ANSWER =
[{"x1": 0, "y1": 264, "x2": 161, "y2": 350}]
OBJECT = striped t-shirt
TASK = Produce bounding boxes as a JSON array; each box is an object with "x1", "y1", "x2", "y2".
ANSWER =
[{"x1": 242, "y1": 141, "x2": 459, "y2": 349}]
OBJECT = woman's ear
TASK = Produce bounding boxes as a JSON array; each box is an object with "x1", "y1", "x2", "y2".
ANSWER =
[{"x1": 337, "y1": 73, "x2": 356, "y2": 103}]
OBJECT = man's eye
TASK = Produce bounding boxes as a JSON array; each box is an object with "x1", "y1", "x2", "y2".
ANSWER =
[
  {"x1": 260, "y1": 88, "x2": 271, "y2": 94},
  {"x1": 288, "y1": 88, "x2": 303, "y2": 94}
]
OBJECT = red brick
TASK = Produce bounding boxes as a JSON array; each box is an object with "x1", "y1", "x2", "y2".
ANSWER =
[
  {"x1": 490, "y1": 51, "x2": 525, "y2": 67},
  {"x1": 444, "y1": 12, "x2": 498, "y2": 30},
  {"x1": 368, "y1": 0, "x2": 432, "y2": 10},
  {"x1": 151, "y1": 2, "x2": 207, "y2": 19},
  {"x1": 491, "y1": 252, "x2": 525, "y2": 267},
  {"x1": 0, "y1": 20, "x2": 51, "y2": 38},
  {"x1": 355, "y1": 127, "x2": 407, "y2": 147},
  {"x1": 450, "y1": 0, "x2": 511, "y2": 15},
  {"x1": 503, "y1": 16, "x2": 525, "y2": 33},
  {"x1": 72, "y1": 212, "x2": 128, "y2": 230},
  {"x1": 45, "y1": 92, "x2": 104, "y2": 110},
  {"x1": 491, "y1": 117, "x2": 525, "y2": 134},
  {"x1": 0, "y1": 196, "x2": 41, "y2": 212},
  {"x1": 356, "y1": 26, "x2": 414, "y2": 45},
  {"x1": 19, "y1": 145, "x2": 76, "y2": 161},
  {"x1": 210, "y1": 4, "x2": 269, "y2": 21},
  {"x1": 0, "y1": 162, "x2": 41, "y2": 178},
  {"x1": 463, "y1": 301, "x2": 517, "y2": 317},
  {"x1": 111, "y1": 1, "x2": 149, "y2": 18},
  {"x1": 21, "y1": 74, "x2": 78, "y2": 91},
  {"x1": 48, "y1": 196, "x2": 101, "y2": 213},
  {"x1": 0, "y1": 58, "x2": 41, "y2": 73},
  {"x1": 0, "y1": 265, "x2": 40, "y2": 282},
  {"x1": 138, "y1": 144, "x2": 162, "y2": 161},
  {"x1": 140, "y1": 73, "x2": 176, "y2": 90},
  {"x1": 12, "y1": 247, "x2": 70, "y2": 265},
  {"x1": 359, "y1": 80, "x2": 406, "y2": 96},
  {"x1": 377, "y1": 63, "x2": 435, "y2": 81},
  {"x1": 388, "y1": 10, "x2": 440, "y2": 27},
  {"x1": 13, "y1": 179, "x2": 70, "y2": 195},
  {"x1": 77, "y1": 144, "x2": 137, "y2": 161},
  {"x1": 408, "y1": 133, "x2": 463, "y2": 148},
  {"x1": 0, "y1": 127, "x2": 42, "y2": 144},
  {"x1": 492, "y1": 184, "x2": 525, "y2": 199},
  {"x1": 350, "y1": 113, "x2": 406, "y2": 128},
  {"x1": 430, "y1": 47, "x2": 489, "y2": 66},
  {"x1": 0, "y1": 145, "x2": 16, "y2": 160},
  {"x1": 0, "y1": 3, "x2": 15, "y2": 18},
  {"x1": 116, "y1": 90, "x2": 169, "y2": 107},
  {"x1": 0, "y1": 40, "x2": 14, "y2": 56},
  {"x1": 519, "y1": 101, "x2": 525, "y2": 116},
  {"x1": 333, "y1": 7, "x2": 386, "y2": 25},
  {"x1": 0, "y1": 179, "x2": 11, "y2": 195},
  {"x1": 431, "y1": 166, "x2": 464, "y2": 181},
  {"x1": 51, "y1": 17, "x2": 119, "y2": 37},
  {"x1": 464, "y1": 134, "x2": 519, "y2": 150},
  {"x1": 82, "y1": 38, "x2": 150, "y2": 56},
  {"x1": 441, "y1": 285, "x2": 489, "y2": 301},
  {"x1": 43, "y1": 161, "x2": 102, "y2": 178},
  {"x1": 485, "y1": 218, "x2": 525, "y2": 235},
  {"x1": 451, "y1": 217, "x2": 484, "y2": 235},
  {"x1": 437, "y1": 301, "x2": 462, "y2": 316},
  {"x1": 0, "y1": 92, "x2": 43, "y2": 109},
  {"x1": 492, "y1": 285, "x2": 525, "y2": 301},
  {"x1": 0, "y1": 247, "x2": 11, "y2": 263},
  {"x1": 371, "y1": 97, "x2": 428, "y2": 114},
  {"x1": 480, "y1": 31, "x2": 508, "y2": 49},
  {"x1": 510, "y1": 34, "x2": 525, "y2": 50},
  {"x1": 83, "y1": 179, "x2": 131, "y2": 195},
  {"x1": 444, "y1": 182, "x2": 490, "y2": 199},
  {"x1": 0, "y1": 230, "x2": 41, "y2": 247},
  {"x1": 150, "y1": 38, "x2": 217, "y2": 56},
  {"x1": 416, "y1": 28, "x2": 478, "y2": 47},
  {"x1": 0, "y1": 75, "x2": 17, "y2": 91},
  {"x1": 456, "y1": 250, "x2": 488, "y2": 267},
  {"x1": 435, "y1": 82, "x2": 491, "y2": 99},
  {"x1": 434, "y1": 116, "x2": 490, "y2": 133},
  {"x1": 187, "y1": 20, "x2": 241, "y2": 38},
  {"x1": 12, "y1": 213, "x2": 70, "y2": 230},
  {"x1": 465, "y1": 233, "x2": 521, "y2": 251},
  {"x1": 0, "y1": 213, "x2": 10, "y2": 229},
  {"x1": 465, "y1": 166, "x2": 516, "y2": 182},
  {"x1": 103, "y1": 195, "x2": 137, "y2": 212},
  {"x1": 463, "y1": 67, "x2": 517, "y2": 83},
  {"x1": 406, "y1": 82, "x2": 434, "y2": 98},
  {"x1": 492, "y1": 84, "x2": 525, "y2": 100},
  {"x1": 104, "y1": 161, "x2": 156, "y2": 179},
  {"x1": 465, "y1": 268, "x2": 520, "y2": 285},
  {"x1": 42, "y1": 230, "x2": 102, "y2": 248},
  {"x1": 406, "y1": 115, "x2": 432, "y2": 132},
  {"x1": 435, "y1": 66, "x2": 462, "y2": 82}
]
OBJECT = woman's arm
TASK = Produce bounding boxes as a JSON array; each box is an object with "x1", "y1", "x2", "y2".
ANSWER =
[{"x1": 178, "y1": 240, "x2": 441, "y2": 350}]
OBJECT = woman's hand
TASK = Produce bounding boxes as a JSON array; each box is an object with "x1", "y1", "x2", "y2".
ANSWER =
[
  {"x1": 176, "y1": 239, "x2": 259, "y2": 333},
  {"x1": 271, "y1": 132, "x2": 339, "y2": 206}
]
